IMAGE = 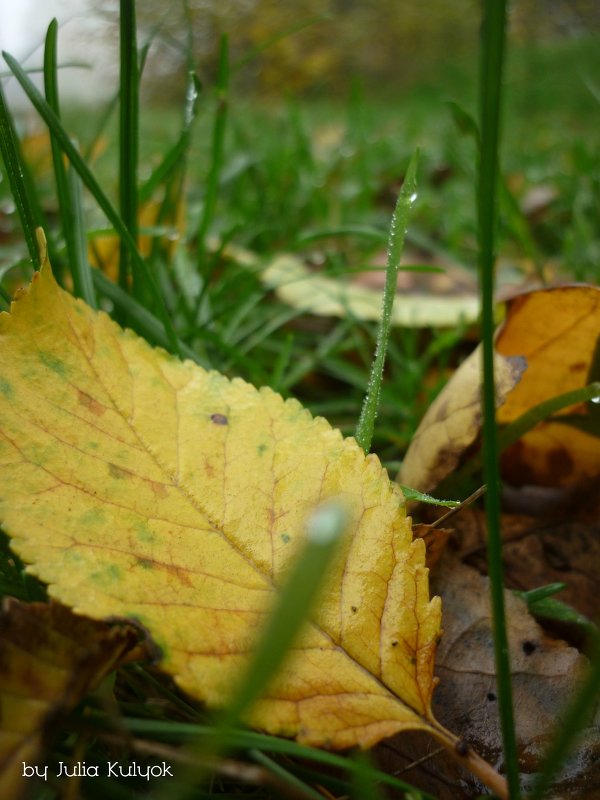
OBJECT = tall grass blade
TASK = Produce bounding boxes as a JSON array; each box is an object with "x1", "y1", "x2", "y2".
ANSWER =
[
  {"x1": 43, "y1": 19, "x2": 96, "y2": 306},
  {"x1": 355, "y1": 151, "x2": 418, "y2": 454},
  {"x1": 196, "y1": 35, "x2": 229, "y2": 277},
  {"x1": 0, "y1": 82, "x2": 41, "y2": 270},
  {"x1": 166, "y1": 501, "x2": 348, "y2": 799},
  {"x1": 218, "y1": 500, "x2": 347, "y2": 736},
  {"x1": 2, "y1": 49, "x2": 181, "y2": 356},
  {"x1": 119, "y1": 0, "x2": 140, "y2": 296},
  {"x1": 68, "y1": 165, "x2": 97, "y2": 308},
  {"x1": 498, "y1": 381, "x2": 600, "y2": 447},
  {"x1": 43, "y1": 18, "x2": 69, "y2": 285},
  {"x1": 478, "y1": 2, "x2": 521, "y2": 798}
]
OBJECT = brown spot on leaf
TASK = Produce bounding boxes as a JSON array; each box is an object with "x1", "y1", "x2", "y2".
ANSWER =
[
  {"x1": 108, "y1": 463, "x2": 130, "y2": 480},
  {"x1": 77, "y1": 389, "x2": 105, "y2": 416},
  {"x1": 149, "y1": 480, "x2": 168, "y2": 498},
  {"x1": 210, "y1": 413, "x2": 228, "y2": 425}
]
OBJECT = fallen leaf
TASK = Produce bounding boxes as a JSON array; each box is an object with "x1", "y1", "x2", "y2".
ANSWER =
[
  {"x1": 398, "y1": 345, "x2": 525, "y2": 492},
  {"x1": 262, "y1": 253, "x2": 480, "y2": 327},
  {"x1": 377, "y1": 557, "x2": 600, "y2": 799},
  {"x1": 412, "y1": 523, "x2": 452, "y2": 569},
  {"x1": 0, "y1": 254, "x2": 504, "y2": 791},
  {"x1": 0, "y1": 599, "x2": 138, "y2": 800},
  {"x1": 449, "y1": 505, "x2": 600, "y2": 624},
  {"x1": 496, "y1": 285, "x2": 600, "y2": 487}
]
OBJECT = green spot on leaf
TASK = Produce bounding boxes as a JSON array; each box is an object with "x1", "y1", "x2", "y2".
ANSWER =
[
  {"x1": 79, "y1": 508, "x2": 107, "y2": 526},
  {"x1": 91, "y1": 563, "x2": 121, "y2": 585},
  {"x1": 135, "y1": 522, "x2": 155, "y2": 543},
  {"x1": 39, "y1": 351, "x2": 68, "y2": 377}
]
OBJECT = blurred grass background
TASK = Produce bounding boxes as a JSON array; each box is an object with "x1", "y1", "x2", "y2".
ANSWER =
[{"x1": 1, "y1": 0, "x2": 599, "y2": 457}]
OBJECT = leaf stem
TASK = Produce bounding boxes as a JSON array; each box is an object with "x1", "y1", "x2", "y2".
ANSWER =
[{"x1": 430, "y1": 722, "x2": 509, "y2": 800}]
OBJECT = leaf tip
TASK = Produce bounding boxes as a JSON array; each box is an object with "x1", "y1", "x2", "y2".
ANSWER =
[{"x1": 35, "y1": 227, "x2": 48, "y2": 268}]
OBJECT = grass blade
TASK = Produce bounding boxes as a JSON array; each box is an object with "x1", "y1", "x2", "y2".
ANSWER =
[
  {"x1": 43, "y1": 18, "x2": 69, "y2": 286},
  {"x1": 218, "y1": 500, "x2": 347, "y2": 735},
  {"x1": 119, "y1": 0, "x2": 140, "y2": 296},
  {"x1": 0, "y1": 82, "x2": 40, "y2": 270},
  {"x1": 2, "y1": 49, "x2": 181, "y2": 356},
  {"x1": 67, "y1": 165, "x2": 97, "y2": 308},
  {"x1": 249, "y1": 749, "x2": 325, "y2": 800},
  {"x1": 498, "y1": 381, "x2": 600, "y2": 448},
  {"x1": 163, "y1": 501, "x2": 348, "y2": 799},
  {"x1": 478, "y1": 2, "x2": 521, "y2": 798},
  {"x1": 354, "y1": 151, "x2": 418, "y2": 454},
  {"x1": 43, "y1": 19, "x2": 96, "y2": 307},
  {"x1": 110, "y1": 717, "x2": 439, "y2": 800},
  {"x1": 196, "y1": 35, "x2": 229, "y2": 279}
]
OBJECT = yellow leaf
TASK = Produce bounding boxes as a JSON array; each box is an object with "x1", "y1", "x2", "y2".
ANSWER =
[
  {"x1": 0, "y1": 258, "x2": 508, "y2": 796},
  {"x1": 0, "y1": 260, "x2": 443, "y2": 750},
  {"x1": 0, "y1": 599, "x2": 137, "y2": 799},
  {"x1": 496, "y1": 286, "x2": 600, "y2": 487}
]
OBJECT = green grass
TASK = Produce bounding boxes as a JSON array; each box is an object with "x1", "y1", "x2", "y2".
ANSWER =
[{"x1": 0, "y1": 7, "x2": 599, "y2": 800}]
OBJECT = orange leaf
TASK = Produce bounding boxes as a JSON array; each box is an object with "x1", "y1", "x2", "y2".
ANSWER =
[{"x1": 496, "y1": 285, "x2": 600, "y2": 487}]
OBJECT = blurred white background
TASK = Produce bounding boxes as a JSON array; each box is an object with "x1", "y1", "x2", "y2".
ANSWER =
[{"x1": 0, "y1": 0, "x2": 115, "y2": 106}]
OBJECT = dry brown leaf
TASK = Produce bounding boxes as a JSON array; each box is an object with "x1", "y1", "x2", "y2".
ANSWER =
[
  {"x1": 0, "y1": 599, "x2": 139, "y2": 799},
  {"x1": 399, "y1": 346, "x2": 525, "y2": 492},
  {"x1": 450, "y1": 506, "x2": 600, "y2": 623},
  {"x1": 412, "y1": 523, "x2": 453, "y2": 569},
  {"x1": 377, "y1": 557, "x2": 600, "y2": 799},
  {"x1": 496, "y1": 285, "x2": 600, "y2": 487}
]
